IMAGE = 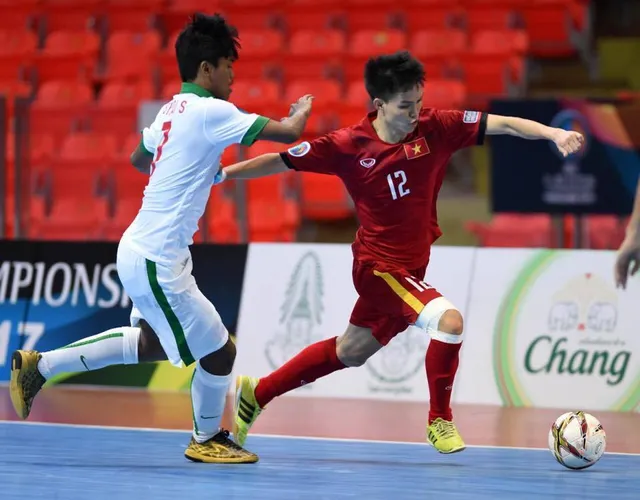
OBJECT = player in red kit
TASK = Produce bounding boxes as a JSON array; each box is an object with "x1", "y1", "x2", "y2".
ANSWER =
[{"x1": 219, "y1": 51, "x2": 585, "y2": 453}]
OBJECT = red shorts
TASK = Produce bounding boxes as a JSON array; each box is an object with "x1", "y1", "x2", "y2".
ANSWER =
[{"x1": 349, "y1": 259, "x2": 442, "y2": 345}]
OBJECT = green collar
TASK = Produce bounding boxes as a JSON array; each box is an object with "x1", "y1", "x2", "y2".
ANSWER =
[{"x1": 180, "y1": 82, "x2": 213, "y2": 98}]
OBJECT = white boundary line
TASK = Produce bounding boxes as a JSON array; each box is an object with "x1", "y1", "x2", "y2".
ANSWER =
[{"x1": 1, "y1": 420, "x2": 638, "y2": 457}]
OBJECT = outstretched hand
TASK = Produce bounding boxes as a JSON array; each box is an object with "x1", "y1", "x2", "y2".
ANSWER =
[
  {"x1": 551, "y1": 129, "x2": 585, "y2": 157},
  {"x1": 288, "y1": 94, "x2": 314, "y2": 117},
  {"x1": 615, "y1": 232, "x2": 640, "y2": 289}
]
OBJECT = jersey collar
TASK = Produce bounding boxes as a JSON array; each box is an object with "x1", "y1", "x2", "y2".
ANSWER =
[
  {"x1": 362, "y1": 110, "x2": 419, "y2": 145},
  {"x1": 180, "y1": 82, "x2": 213, "y2": 98}
]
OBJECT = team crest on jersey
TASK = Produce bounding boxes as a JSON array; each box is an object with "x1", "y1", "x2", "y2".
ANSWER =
[
  {"x1": 359, "y1": 158, "x2": 376, "y2": 168},
  {"x1": 288, "y1": 141, "x2": 311, "y2": 157},
  {"x1": 403, "y1": 137, "x2": 430, "y2": 160},
  {"x1": 463, "y1": 110, "x2": 480, "y2": 123}
]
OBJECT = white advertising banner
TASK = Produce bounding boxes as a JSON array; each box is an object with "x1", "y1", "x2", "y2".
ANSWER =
[
  {"x1": 234, "y1": 243, "x2": 476, "y2": 402},
  {"x1": 457, "y1": 248, "x2": 640, "y2": 412}
]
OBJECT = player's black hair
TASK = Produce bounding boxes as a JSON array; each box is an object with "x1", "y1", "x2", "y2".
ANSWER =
[
  {"x1": 364, "y1": 51, "x2": 426, "y2": 102},
  {"x1": 175, "y1": 13, "x2": 241, "y2": 82}
]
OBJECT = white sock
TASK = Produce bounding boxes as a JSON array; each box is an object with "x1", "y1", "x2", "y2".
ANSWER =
[
  {"x1": 37, "y1": 327, "x2": 140, "y2": 380},
  {"x1": 191, "y1": 361, "x2": 231, "y2": 443}
]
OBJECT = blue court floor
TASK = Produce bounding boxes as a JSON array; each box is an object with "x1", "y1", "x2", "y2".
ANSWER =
[{"x1": 1, "y1": 421, "x2": 638, "y2": 500}]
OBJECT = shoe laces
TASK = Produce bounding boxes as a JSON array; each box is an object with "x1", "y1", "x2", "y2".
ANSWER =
[
  {"x1": 433, "y1": 419, "x2": 457, "y2": 439},
  {"x1": 212, "y1": 429, "x2": 245, "y2": 451}
]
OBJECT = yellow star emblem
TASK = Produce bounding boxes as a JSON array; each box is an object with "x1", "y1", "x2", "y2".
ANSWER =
[{"x1": 412, "y1": 144, "x2": 422, "y2": 155}]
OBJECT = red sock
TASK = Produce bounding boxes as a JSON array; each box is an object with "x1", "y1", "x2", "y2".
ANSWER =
[
  {"x1": 425, "y1": 339, "x2": 462, "y2": 423},
  {"x1": 254, "y1": 336, "x2": 346, "y2": 407}
]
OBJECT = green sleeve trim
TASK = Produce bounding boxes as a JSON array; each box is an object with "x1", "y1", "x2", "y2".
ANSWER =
[
  {"x1": 240, "y1": 116, "x2": 270, "y2": 146},
  {"x1": 139, "y1": 135, "x2": 153, "y2": 156}
]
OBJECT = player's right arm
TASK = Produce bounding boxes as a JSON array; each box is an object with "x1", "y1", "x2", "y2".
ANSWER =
[
  {"x1": 615, "y1": 178, "x2": 640, "y2": 289},
  {"x1": 205, "y1": 95, "x2": 313, "y2": 148},
  {"x1": 254, "y1": 95, "x2": 314, "y2": 144},
  {"x1": 223, "y1": 132, "x2": 344, "y2": 181}
]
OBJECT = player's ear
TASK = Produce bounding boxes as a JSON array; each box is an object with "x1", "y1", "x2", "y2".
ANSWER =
[
  {"x1": 200, "y1": 61, "x2": 212, "y2": 76},
  {"x1": 372, "y1": 97, "x2": 385, "y2": 112}
]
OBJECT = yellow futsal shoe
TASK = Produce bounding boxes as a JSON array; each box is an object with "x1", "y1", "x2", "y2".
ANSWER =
[
  {"x1": 10, "y1": 350, "x2": 46, "y2": 420},
  {"x1": 427, "y1": 418, "x2": 466, "y2": 454},
  {"x1": 233, "y1": 375, "x2": 263, "y2": 447},
  {"x1": 184, "y1": 429, "x2": 259, "y2": 463}
]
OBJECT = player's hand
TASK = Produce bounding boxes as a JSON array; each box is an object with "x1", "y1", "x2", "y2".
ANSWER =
[
  {"x1": 615, "y1": 231, "x2": 640, "y2": 289},
  {"x1": 289, "y1": 94, "x2": 314, "y2": 117},
  {"x1": 552, "y1": 129, "x2": 585, "y2": 157},
  {"x1": 213, "y1": 165, "x2": 227, "y2": 185}
]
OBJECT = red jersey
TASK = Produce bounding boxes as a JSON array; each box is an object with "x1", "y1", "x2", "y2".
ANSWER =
[{"x1": 280, "y1": 108, "x2": 486, "y2": 269}]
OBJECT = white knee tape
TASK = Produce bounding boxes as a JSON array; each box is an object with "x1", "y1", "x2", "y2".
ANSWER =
[{"x1": 414, "y1": 297, "x2": 463, "y2": 344}]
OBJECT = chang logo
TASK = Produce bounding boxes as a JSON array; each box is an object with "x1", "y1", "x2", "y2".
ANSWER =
[{"x1": 494, "y1": 251, "x2": 640, "y2": 411}]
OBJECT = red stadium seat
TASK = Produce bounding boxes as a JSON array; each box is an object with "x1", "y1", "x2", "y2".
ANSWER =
[
  {"x1": 405, "y1": 0, "x2": 463, "y2": 34},
  {"x1": 238, "y1": 29, "x2": 285, "y2": 61},
  {"x1": 0, "y1": 30, "x2": 38, "y2": 81},
  {"x1": 161, "y1": 0, "x2": 223, "y2": 35},
  {"x1": 460, "y1": 0, "x2": 525, "y2": 36},
  {"x1": 346, "y1": 30, "x2": 407, "y2": 80},
  {"x1": 300, "y1": 173, "x2": 353, "y2": 221},
  {"x1": 0, "y1": 0, "x2": 39, "y2": 31},
  {"x1": 284, "y1": 79, "x2": 342, "y2": 114},
  {"x1": 220, "y1": 0, "x2": 285, "y2": 30},
  {"x1": 423, "y1": 79, "x2": 467, "y2": 109},
  {"x1": 0, "y1": 80, "x2": 33, "y2": 100},
  {"x1": 36, "y1": 30, "x2": 100, "y2": 84},
  {"x1": 102, "y1": 164, "x2": 148, "y2": 241},
  {"x1": 30, "y1": 80, "x2": 94, "y2": 145},
  {"x1": 41, "y1": 0, "x2": 103, "y2": 33},
  {"x1": 284, "y1": 0, "x2": 344, "y2": 31},
  {"x1": 206, "y1": 186, "x2": 241, "y2": 243},
  {"x1": 243, "y1": 141, "x2": 300, "y2": 241},
  {"x1": 104, "y1": 30, "x2": 162, "y2": 82},
  {"x1": 230, "y1": 80, "x2": 281, "y2": 117},
  {"x1": 471, "y1": 29, "x2": 528, "y2": 55},
  {"x1": 103, "y1": 0, "x2": 163, "y2": 33},
  {"x1": 344, "y1": 0, "x2": 403, "y2": 31},
  {"x1": 90, "y1": 82, "x2": 156, "y2": 140},
  {"x1": 410, "y1": 29, "x2": 467, "y2": 78},
  {"x1": 521, "y1": 0, "x2": 579, "y2": 57},
  {"x1": 160, "y1": 79, "x2": 182, "y2": 101},
  {"x1": 283, "y1": 30, "x2": 346, "y2": 80},
  {"x1": 29, "y1": 133, "x2": 115, "y2": 241},
  {"x1": 466, "y1": 214, "x2": 553, "y2": 247}
]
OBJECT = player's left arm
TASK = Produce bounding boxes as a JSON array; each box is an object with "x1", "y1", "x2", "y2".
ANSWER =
[
  {"x1": 130, "y1": 143, "x2": 153, "y2": 174},
  {"x1": 486, "y1": 114, "x2": 585, "y2": 157},
  {"x1": 130, "y1": 124, "x2": 161, "y2": 174}
]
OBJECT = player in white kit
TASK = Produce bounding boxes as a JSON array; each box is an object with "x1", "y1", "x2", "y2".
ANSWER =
[{"x1": 9, "y1": 13, "x2": 313, "y2": 463}]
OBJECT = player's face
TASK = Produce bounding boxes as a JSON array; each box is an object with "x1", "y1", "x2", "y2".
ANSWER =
[
  {"x1": 378, "y1": 86, "x2": 424, "y2": 134},
  {"x1": 204, "y1": 57, "x2": 235, "y2": 100}
]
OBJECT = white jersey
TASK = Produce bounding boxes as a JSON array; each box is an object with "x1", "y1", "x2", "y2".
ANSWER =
[{"x1": 122, "y1": 83, "x2": 268, "y2": 264}]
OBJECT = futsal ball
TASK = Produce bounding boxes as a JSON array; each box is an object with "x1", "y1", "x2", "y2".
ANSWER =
[{"x1": 548, "y1": 411, "x2": 606, "y2": 470}]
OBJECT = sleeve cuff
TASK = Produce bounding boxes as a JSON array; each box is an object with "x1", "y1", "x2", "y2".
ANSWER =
[
  {"x1": 476, "y1": 113, "x2": 488, "y2": 146},
  {"x1": 139, "y1": 135, "x2": 153, "y2": 156},
  {"x1": 241, "y1": 116, "x2": 270, "y2": 146},
  {"x1": 279, "y1": 152, "x2": 297, "y2": 170}
]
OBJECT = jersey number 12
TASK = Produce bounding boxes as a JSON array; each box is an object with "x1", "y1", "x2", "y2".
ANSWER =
[{"x1": 387, "y1": 170, "x2": 410, "y2": 200}]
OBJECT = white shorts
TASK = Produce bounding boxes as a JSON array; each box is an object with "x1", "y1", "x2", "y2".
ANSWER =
[{"x1": 116, "y1": 241, "x2": 228, "y2": 367}]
